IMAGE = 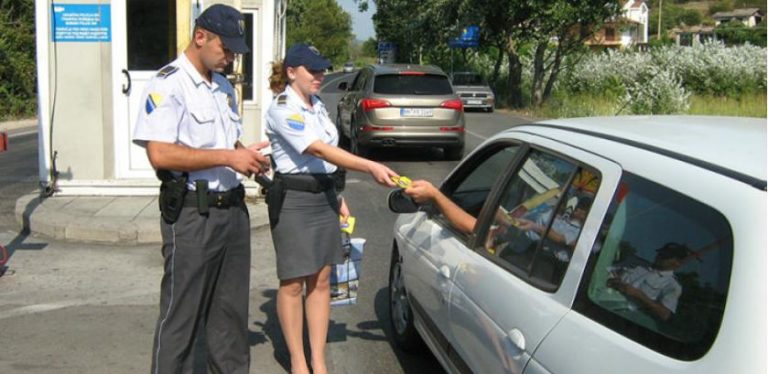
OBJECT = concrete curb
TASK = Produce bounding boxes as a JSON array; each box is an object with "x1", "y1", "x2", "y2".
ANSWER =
[{"x1": 14, "y1": 193, "x2": 270, "y2": 245}]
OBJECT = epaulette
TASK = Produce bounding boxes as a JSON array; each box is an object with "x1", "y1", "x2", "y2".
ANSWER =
[
  {"x1": 277, "y1": 94, "x2": 287, "y2": 106},
  {"x1": 156, "y1": 65, "x2": 179, "y2": 78}
]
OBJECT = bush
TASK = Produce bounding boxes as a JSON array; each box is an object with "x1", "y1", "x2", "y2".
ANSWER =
[
  {"x1": 621, "y1": 67, "x2": 690, "y2": 114},
  {"x1": 0, "y1": 1, "x2": 37, "y2": 120}
]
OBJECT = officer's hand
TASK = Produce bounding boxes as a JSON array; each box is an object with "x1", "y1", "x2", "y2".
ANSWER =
[
  {"x1": 404, "y1": 180, "x2": 438, "y2": 204},
  {"x1": 368, "y1": 162, "x2": 398, "y2": 187},
  {"x1": 230, "y1": 147, "x2": 265, "y2": 176},
  {"x1": 246, "y1": 141, "x2": 272, "y2": 172}
]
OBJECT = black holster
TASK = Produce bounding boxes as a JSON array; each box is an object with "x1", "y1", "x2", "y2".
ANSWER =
[
  {"x1": 265, "y1": 178, "x2": 286, "y2": 228},
  {"x1": 157, "y1": 169, "x2": 189, "y2": 224}
]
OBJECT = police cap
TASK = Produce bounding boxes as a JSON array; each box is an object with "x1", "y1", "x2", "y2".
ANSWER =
[
  {"x1": 195, "y1": 4, "x2": 249, "y2": 54},
  {"x1": 285, "y1": 43, "x2": 332, "y2": 71}
]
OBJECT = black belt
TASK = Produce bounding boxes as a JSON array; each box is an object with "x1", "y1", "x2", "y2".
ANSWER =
[
  {"x1": 183, "y1": 184, "x2": 245, "y2": 209},
  {"x1": 275, "y1": 173, "x2": 336, "y2": 193}
]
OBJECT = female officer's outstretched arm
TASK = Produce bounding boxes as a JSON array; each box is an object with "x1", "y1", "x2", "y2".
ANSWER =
[{"x1": 304, "y1": 140, "x2": 398, "y2": 188}]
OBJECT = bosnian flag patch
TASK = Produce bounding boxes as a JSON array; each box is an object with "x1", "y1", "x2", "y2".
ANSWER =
[
  {"x1": 145, "y1": 93, "x2": 163, "y2": 114},
  {"x1": 286, "y1": 114, "x2": 305, "y2": 131}
]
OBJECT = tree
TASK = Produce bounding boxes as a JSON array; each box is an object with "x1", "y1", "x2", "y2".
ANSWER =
[
  {"x1": 0, "y1": 0, "x2": 36, "y2": 119},
  {"x1": 286, "y1": 0, "x2": 353, "y2": 67},
  {"x1": 361, "y1": 37, "x2": 378, "y2": 57}
]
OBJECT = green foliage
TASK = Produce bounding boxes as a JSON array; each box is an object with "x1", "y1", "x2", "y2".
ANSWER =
[
  {"x1": 361, "y1": 37, "x2": 378, "y2": 57},
  {"x1": 716, "y1": 20, "x2": 767, "y2": 47},
  {"x1": 286, "y1": 0, "x2": 353, "y2": 66},
  {"x1": 0, "y1": 0, "x2": 37, "y2": 120},
  {"x1": 708, "y1": 0, "x2": 734, "y2": 16}
]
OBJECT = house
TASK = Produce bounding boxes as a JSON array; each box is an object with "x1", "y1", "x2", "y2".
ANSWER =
[
  {"x1": 585, "y1": 0, "x2": 649, "y2": 49},
  {"x1": 34, "y1": 0, "x2": 287, "y2": 195},
  {"x1": 712, "y1": 8, "x2": 764, "y2": 27},
  {"x1": 671, "y1": 25, "x2": 717, "y2": 46}
]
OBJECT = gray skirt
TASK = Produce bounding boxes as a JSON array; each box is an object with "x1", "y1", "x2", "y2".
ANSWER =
[{"x1": 270, "y1": 188, "x2": 344, "y2": 280}]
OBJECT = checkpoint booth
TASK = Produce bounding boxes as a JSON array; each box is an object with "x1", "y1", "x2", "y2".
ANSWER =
[{"x1": 34, "y1": 0, "x2": 287, "y2": 195}]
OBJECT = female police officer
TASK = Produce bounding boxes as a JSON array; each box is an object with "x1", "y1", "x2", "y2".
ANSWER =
[{"x1": 265, "y1": 44, "x2": 398, "y2": 374}]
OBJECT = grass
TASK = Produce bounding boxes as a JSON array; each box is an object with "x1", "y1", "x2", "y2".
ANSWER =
[
  {"x1": 527, "y1": 92, "x2": 767, "y2": 118},
  {"x1": 688, "y1": 93, "x2": 767, "y2": 117}
]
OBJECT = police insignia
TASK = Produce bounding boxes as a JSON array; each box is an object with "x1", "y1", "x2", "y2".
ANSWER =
[
  {"x1": 286, "y1": 114, "x2": 305, "y2": 131},
  {"x1": 146, "y1": 93, "x2": 163, "y2": 114},
  {"x1": 156, "y1": 65, "x2": 178, "y2": 78}
]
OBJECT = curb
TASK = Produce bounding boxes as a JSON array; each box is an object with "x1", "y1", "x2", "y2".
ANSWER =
[{"x1": 14, "y1": 193, "x2": 270, "y2": 245}]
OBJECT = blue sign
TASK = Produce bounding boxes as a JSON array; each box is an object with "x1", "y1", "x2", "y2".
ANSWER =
[
  {"x1": 449, "y1": 25, "x2": 480, "y2": 48},
  {"x1": 52, "y1": 4, "x2": 111, "y2": 42}
]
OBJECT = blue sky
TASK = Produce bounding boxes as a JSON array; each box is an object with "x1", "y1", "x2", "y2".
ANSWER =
[{"x1": 336, "y1": 0, "x2": 376, "y2": 41}]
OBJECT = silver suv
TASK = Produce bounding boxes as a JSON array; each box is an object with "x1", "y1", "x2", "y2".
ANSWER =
[{"x1": 336, "y1": 64, "x2": 466, "y2": 160}]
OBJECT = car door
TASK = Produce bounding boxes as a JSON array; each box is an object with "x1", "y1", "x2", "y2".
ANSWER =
[
  {"x1": 395, "y1": 142, "x2": 523, "y2": 369},
  {"x1": 338, "y1": 68, "x2": 368, "y2": 138},
  {"x1": 449, "y1": 133, "x2": 622, "y2": 374}
]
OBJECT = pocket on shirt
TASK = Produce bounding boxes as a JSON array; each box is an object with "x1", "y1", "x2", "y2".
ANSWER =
[{"x1": 188, "y1": 107, "x2": 216, "y2": 147}]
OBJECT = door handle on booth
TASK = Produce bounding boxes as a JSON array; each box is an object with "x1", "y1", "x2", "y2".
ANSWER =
[{"x1": 121, "y1": 69, "x2": 132, "y2": 94}]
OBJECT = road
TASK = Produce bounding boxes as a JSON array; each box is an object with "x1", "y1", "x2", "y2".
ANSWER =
[{"x1": 0, "y1": 82, "x2": 531, "y2": 373}]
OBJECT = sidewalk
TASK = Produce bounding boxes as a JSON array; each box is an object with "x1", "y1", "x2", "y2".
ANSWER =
[{"x1": 15, "y1": 193, "x2": 269, "y2": 244}]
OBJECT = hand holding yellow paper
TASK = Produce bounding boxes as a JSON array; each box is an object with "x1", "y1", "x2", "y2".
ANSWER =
[
  {"x1": 340, "y1": 216, "x2": 356, "y2": 235},
  {"x1": 391, "y1": 176, "x2": 412, "y2": 189}
]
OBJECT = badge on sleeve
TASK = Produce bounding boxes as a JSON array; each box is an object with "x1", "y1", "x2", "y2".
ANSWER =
[
  {"x1": 145, "y1": 92, "x2": 164, "y2": 115},
  {"x1": 286, "y1": 114, "x2": 305, "y2": 131}
]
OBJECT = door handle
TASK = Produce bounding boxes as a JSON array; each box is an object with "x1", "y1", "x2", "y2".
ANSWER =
[
  {"x1": 506, "y1": 328, "x2": 526, "y2": 354},
  {"x1": 121, "y1": 69, "x2": 131, "y2": 94},
  {"x1": 439, "y1": 265, "x2": 451, "y2": 279}
]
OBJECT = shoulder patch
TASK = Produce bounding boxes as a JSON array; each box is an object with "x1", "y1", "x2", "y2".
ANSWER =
[
  {"x1": 145, "y1": 92, "x2": 164, "y2": 114},
  {"x1": 277, "y1": 94, "x2": 288, "y2": 106},
  {"x1": 286, "y1": 113, "x2": 305, "y2": 131},
  {"x1": 156, "y1": 65, "x2": 179, "y2": 78}
]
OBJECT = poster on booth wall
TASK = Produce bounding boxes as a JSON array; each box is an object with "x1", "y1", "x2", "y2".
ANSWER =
[{"x1": 52, "y1": 4, "x2": 111, "y2": 42}]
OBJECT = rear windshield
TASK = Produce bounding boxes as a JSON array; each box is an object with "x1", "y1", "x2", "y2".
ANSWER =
[
  {"x1": 453, "y1": 73, "x2": 485, "y2": 86},
  {"x1": 373, "y1": 74, "x2": 453, "y2": 95}
]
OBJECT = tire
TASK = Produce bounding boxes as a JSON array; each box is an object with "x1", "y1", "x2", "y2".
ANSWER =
[
  {"x1": 445, "y1": 145, "x2": 464, "y2": 161},
  {"x1": 487, "y1": 106, "x2": 494, "y2": 113},
  {"x1": 388, "y1": 245, "x2": 424, "y2": 352}
]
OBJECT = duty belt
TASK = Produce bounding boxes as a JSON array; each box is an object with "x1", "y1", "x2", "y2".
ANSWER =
[
  {"x1": 183, "y1": 184, "x2": 245, "y2": 209},
  {"x1": 275, "y1": 173, "x2": 336, "y2": 193}
]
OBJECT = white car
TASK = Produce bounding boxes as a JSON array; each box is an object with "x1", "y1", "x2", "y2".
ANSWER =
[
  {"x1": 343, "y1": 61, "x2": 355, "y2": 73},
  {"x1": 389, "y1": 116, "x2": 766, "y2": 373}
]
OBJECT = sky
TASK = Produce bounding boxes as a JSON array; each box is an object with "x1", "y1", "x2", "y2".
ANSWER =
[{"x1": 336, "y1": 0, "x2": 376, "y2": 41}]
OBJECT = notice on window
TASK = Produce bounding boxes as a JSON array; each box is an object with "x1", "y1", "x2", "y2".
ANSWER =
[{"x1": 52, "y1": 4, "x2": 111, "y2": 42}]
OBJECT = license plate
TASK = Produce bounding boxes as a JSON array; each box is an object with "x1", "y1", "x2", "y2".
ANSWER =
[
  {"x1": 467, "y1": 99, "x2": 482, "y2": 105},
  {"x1": 400, "y1": 108, "x2": 433, "y2": 117}
]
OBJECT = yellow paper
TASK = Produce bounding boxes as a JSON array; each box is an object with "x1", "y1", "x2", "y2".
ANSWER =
[
  {"x1": 340, "y1": 216, "x2": 356, "y2": 234},
  {"x1": 391, "y1": 176, "x2": 412, "y2": 189}
]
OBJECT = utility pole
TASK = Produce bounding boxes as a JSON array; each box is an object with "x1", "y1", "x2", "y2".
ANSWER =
[{"x1": 657, "y1": 0, "x2": 663, "y2": 39}]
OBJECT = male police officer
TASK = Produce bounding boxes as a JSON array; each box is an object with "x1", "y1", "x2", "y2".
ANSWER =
[{"x1": 132, "y1": 4, "x2": 269, "y2": 373}]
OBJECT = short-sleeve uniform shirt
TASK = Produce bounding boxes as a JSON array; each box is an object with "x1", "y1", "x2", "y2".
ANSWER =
[
  {"x1": 265, "y1": 85, "x2": 338, "y2": 174},
  {"x1": 132, "y1": 52, "x2": 243, "y2": 192}
]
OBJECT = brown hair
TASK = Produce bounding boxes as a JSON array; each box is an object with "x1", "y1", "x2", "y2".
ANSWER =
[{"x1": 269, "y1": 60, "x2": 288, "y2": 95}]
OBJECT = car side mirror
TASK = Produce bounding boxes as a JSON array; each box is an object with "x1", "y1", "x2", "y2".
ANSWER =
[
  {"x1": 338, "y1": 81, "x2": 349, "y2": 91},
  {"x1": 387, "y1": 189, "x2": 419, "y2": 213}
]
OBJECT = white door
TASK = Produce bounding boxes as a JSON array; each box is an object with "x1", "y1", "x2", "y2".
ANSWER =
[{"x1": 112, "y1": 1, "x2": 183, "y2": 179}]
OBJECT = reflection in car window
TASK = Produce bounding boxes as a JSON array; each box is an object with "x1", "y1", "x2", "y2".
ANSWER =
[
  {"x1": 446, "y1": 144, "x2": 520, "y2": 219},
  {"x1": 452, "y1": 73, "x2": 486, "y2": 86},
  {"x1": 484, "y1": 150, "x2": 599, "y2": 289},
  {"x1": 373, "y1": 74, "x2": 453, "y2": 95},
  {"x1": 574, "y1": 172, "x2": 733, "y2": 361}
]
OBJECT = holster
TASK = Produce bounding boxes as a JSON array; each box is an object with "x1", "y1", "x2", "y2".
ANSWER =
[
  {"x1": 157, "y1": 169, "x2": 189, "y2": 224},
  {"x1": 265, "y1": 178, "x2": 286, "y2": 228}
]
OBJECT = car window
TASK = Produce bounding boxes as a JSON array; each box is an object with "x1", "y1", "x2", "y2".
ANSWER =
[
  {"x1": 574, "y1": 172, "x2": 733, "y2": 361},
  {"x1": 483, "y1": 149, "x2": 600, "y2": 289},
  {"x1": 443, "y1": 144, "x2": 521, "y2": 220},
  {"x1": 453, "y1": 73, "x2": 485, "y2": 86},
  {"x1": 351, "y1": 70, "x2": 367, "y2": 92},
  {"x1": 373, "y1": 74, "x2": 453, "y2": 95}
]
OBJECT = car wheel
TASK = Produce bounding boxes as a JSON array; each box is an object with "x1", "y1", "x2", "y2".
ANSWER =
[
  {"x1": 336, "y1": 114, "x2": 349, "y2": 149},
  {"x1": 445, "y1": 145, "x2": 464, "y2": 161},
  {"x1": 388, "y1": 245, "x2": 423, "y2": 352},
  {"x1": 487, "y1": 106, "x2": 494, "y2": 113}
]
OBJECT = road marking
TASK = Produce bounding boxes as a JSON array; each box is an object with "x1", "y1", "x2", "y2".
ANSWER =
[
  {"x1": 465, "y1": 129, "x2": 488, "y2": 140},
  {"x1": 9, "y1": 129, "x2": 37, "y2": 138}
]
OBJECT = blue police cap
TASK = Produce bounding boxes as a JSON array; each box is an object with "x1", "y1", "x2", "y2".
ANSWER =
[
  {"x1": 195, "y1": 4, "x2": 249, "y2": 54},
  {"x1": 284, "y1": 44, "x2": 332, "y2": 71}
]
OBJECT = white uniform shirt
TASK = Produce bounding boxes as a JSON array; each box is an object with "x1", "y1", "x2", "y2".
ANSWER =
[
  {"x1": 265, "y1": 85, "x2": 338, "y2": 174},
  {"x1": 620, "y1": 266, "x2": 682, "y2": 313},
  {"x1": 132, "y1": 53, "x2": 243, "y2": 192}
]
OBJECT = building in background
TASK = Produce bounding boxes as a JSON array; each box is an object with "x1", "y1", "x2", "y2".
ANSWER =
[
  {"x1": 586, "y1": 0, "x2": 649, "y2": 49},
  {"x1": 35, "y1": 0, "x2": 287, "y2": 195}
]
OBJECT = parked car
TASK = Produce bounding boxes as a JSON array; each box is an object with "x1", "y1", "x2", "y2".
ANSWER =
[
  {"x1": 451, "y1": 71, "x2": 495, "y2": 112},
  {"x1": 343, "y1": 61, "x2": 355, "y2": 73},
  {"x1": 388, "y1": 116, "x2": 766, "y2": 374},
  {"x1": 336, "y1": 64, "x2": 465, "y2": 160}
]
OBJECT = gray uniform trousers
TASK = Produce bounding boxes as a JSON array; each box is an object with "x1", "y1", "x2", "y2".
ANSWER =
[{"x1": 151, "y1": 203, "x2": 251, "y2": 374}]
